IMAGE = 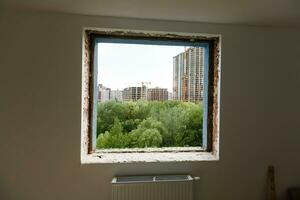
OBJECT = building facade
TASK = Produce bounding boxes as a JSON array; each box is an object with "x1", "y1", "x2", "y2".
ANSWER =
[
  {"x1": 168, "y1": 92, "x2": 173, "y2": 100},
  {"x1": 110, "y1": 90, "x2": 123, "y2": 101},
  {"x1": 98, "y1": 84, "x2": 111, "y2": 102},
  {"x1": 147, "y1": 87, "x2": 168, "y2": 101},
  {"x1": 173, "y1": 47, "x2": 204, "y2": 103},
  {"x1": 122, "y1": 86, "x2": 147, "y2": 101}
]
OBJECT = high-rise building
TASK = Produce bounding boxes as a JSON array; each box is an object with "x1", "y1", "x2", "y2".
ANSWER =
[
  {"x1": 110, "y1": 90, "x2": 123, "y2": 101},
  {"x1": 173, "y1": 47, "x2": 204, "y2": 103},
  {"x1": 122, "y1": 86, "x2": 147, "y2": 101},
  {"x1": 147, "y1": 87, "x2": 168, "y2": 101},
  {"x1": 168, "y1": 92, "x2": 173, "y2": 100},
  {"x1": 98, "y1": 84, "x2": 111, "y2": 102}
]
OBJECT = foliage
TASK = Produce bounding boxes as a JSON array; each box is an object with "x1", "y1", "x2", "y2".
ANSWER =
[{"x1": 96, "y1": 100, "x2": 203, "y2": 148}]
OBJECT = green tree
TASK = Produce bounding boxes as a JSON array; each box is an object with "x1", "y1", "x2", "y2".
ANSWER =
[
  {"x1": 96, "y1": 117, "x2": 128, "y2": 148},
  {"x1": 96, "y1": 100, "x2": 203, "y2": 148},
  {"x1": 128, "y1": 128, "x2": 162, "y2": 148}
]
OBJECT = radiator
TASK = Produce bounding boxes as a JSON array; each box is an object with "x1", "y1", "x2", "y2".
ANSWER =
[{"x1": 112, "y1": 175, "x2": 196, "y2": 200}]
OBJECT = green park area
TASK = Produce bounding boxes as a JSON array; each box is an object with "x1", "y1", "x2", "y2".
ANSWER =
[{"x1": 96, "y1": 100, "x2": 203, "y2": 149}]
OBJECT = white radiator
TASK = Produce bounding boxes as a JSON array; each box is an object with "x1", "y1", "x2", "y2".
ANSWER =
[{"x1": 112, "y1": 175, "x2": 195, "y2": 200}]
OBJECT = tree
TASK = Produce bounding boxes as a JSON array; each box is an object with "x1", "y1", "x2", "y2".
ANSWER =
[
  {"x1": 96, "y1": 117, "x2": 128, "y2": 148},
  {"x1": 128, "y1": 128, "x2": 162, "y2": 148},
  {"x1": 96, "y1": 100, "x2": 203, "y2": 148},
  {"x1": 138, "y1": 129, "x2": 162, "y2": 147}
]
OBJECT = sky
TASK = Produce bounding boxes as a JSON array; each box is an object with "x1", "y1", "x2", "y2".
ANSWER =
[{"x1": 97, "y1": 43, "x2": 186, "y2": 92}]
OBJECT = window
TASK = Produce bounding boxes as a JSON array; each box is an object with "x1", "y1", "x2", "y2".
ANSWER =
[{"x1": 81, "y1": 29, "x2": 221, "y2": 163}]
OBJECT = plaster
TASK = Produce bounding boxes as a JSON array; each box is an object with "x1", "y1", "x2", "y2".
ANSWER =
[{"x1": 0, "y1": 8, "x2": 300, "y2": 200}]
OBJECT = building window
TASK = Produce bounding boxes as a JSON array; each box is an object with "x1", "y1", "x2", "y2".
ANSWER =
[{"x1": 81, "y1": 29, "x2": 221, "y2": 163}]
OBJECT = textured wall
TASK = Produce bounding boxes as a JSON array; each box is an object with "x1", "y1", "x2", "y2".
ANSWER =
[{"x1": 0, "y1": 7, "x2": 300, "y2": 200}]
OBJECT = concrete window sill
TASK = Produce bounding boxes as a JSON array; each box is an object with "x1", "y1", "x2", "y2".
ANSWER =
[{"x1": 81, "y1": 150, "x2": 218, "y2": 164}]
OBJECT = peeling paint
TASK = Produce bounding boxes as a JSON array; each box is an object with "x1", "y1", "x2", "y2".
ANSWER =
[
  {"x1": 81, "y1": 31, "x2": 92, "y2": 157},
  {"x1": 86, "y1": 29, "x2": 219, "y2": 43},
  {"x1": 212, "y1": 38, "x2": 221, "y2": 157}
]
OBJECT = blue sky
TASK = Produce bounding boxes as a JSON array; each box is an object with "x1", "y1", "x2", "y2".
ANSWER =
[{"x1": 97, "y1": 43, "x2": 186, "y2": 92}]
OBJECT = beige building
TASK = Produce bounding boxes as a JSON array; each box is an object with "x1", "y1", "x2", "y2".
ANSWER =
[
  {"x1": 110, "y1": 89, "x2": 123, "y2": 101},
  {"x1": 122, "y1": 86, "x2": 147, "y2": 101},
  {"x1": 173, "y1": 47, "x2": 204, "y2": 103},
  {"x1": 147, "y1": 87, "x2": 168, "y2": 101},
  {"x1": 98, "y1": 84, "x2": 111, "y2": 102}
]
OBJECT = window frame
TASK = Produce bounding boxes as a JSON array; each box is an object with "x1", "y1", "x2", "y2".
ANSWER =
[{"x1": 81, "y1": 28, "x2": 221, "y2": 163}]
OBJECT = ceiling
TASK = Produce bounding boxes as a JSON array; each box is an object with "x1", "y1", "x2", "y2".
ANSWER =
[{"x1": 4, "y1": 0, "x2": 300, "y2": 27}]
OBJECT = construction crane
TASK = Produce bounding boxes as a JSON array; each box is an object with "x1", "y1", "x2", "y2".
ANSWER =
[{"x1": 140, "y1": 82, "x2": 151, "y2": 87}]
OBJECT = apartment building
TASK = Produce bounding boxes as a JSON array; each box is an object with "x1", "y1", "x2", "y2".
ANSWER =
[
  {"x1": 98, "y1": 84, "x2": 111, "y2": 102},
  {"x1": 110, "y1": 90, "x2": 123, "y2": 101},
  {"x1": 122, "y1": 86, "x2": 147, "y2": 101},
  {"x1": 173, "y1": 47, "x2": 204, "y2": 103},
  {"x1": 147, "y1": 87, "x2": 168, "y2": 101}
]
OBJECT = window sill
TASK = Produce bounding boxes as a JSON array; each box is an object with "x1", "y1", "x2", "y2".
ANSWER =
[
  {"x1": 81, "y1": 151, "x2": 219, "y2": 164},
  {"x1": 94, "y1": 146, "x2": 204, "y2": 153}
]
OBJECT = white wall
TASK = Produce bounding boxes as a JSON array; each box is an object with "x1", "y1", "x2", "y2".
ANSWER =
[{"x1": 0, "y1": 7, "x2": 300, "y2": 200}]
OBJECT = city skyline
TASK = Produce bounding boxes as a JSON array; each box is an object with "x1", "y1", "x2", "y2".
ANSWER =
[
  {"x1": 97, "y1": 43, "x2": 186, "y2": 92},
  {"x1": 98, "y1": 83, "x2": 172, "y2": 93}
]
